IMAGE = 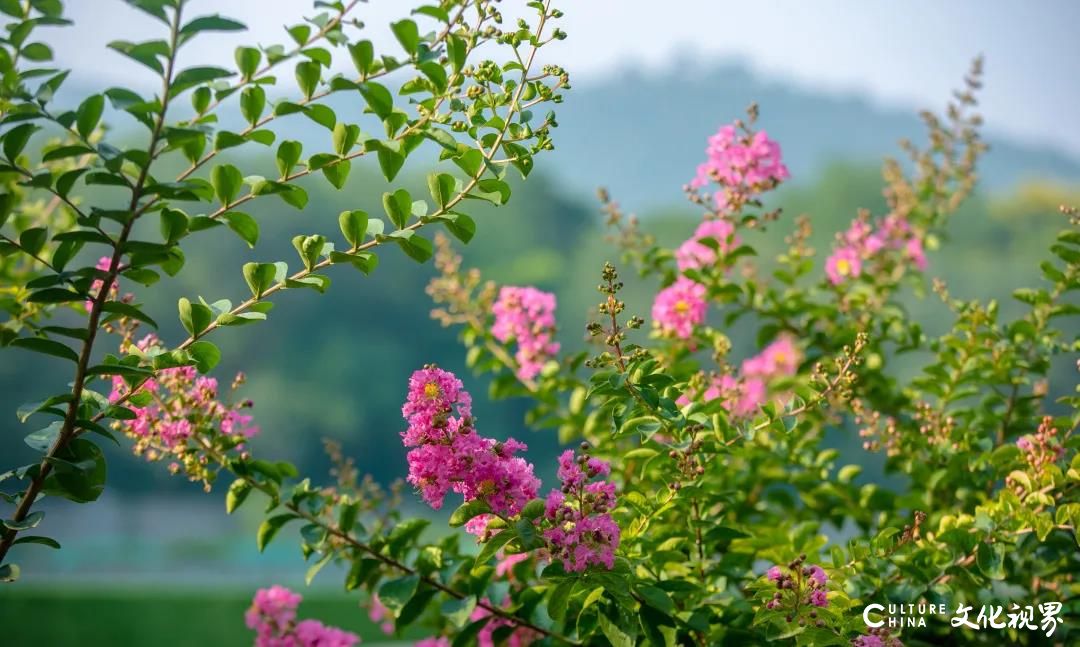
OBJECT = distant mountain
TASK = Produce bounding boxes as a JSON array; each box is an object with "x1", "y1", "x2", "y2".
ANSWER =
[{"x1": 546, "y1": 63, "x2": 1080, "y2": 210}]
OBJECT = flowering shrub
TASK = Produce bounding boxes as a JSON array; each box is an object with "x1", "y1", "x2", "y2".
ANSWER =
[{"x1": 1, "y1": 2, "x2": 1078, "y2": 646}]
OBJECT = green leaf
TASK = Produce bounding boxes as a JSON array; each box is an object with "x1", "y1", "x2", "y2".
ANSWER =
[
  {"x1": 474, "y1": 529, "x2": 514, "y2": 568},
  {"x1": 441, "y1": 596, "x2": 477, "y2": 629},
  {"x1": 548, "y1": 580, "x2": 575, "y2": 621},
  {"x1": 76, "y1": 94, "x2": 104, "y2": 138},
  {"x1": 976, "y1": 542, "x2": 1005, "y2": 580},
  {"x1": 24, "y1": 421, "x2": 62, "y2": 453},
  {"x1": 107, "y1": 39, "x2": 166, "y2": 74},
  {"x1": 332, "y1": 123, "x2": 360, "y2": 156},
  {"x1": 377, "y1": 575, "x2": 420, "y2": 617},
  {"x1": 358, "y1": 82, "x2": 393, "y2": 120},
  {"x1": 338, "y1": 210, "x2": 369, "y2": 248},
  {"x1": 295, "y1": 61, "x2": 321, "y2": 99},
  {"x1": 223, "y1": 211, "x2": 259, "y2": 248},
  {"x1": 637, "y1": 585, "x2": 675, "y2": 616},
  {"x1": 12, "y1": 337, "x2": 79, "y2": 362},
  {"x1": 2, "y1": 510, "x2": 44, "y2": 531},
  {"x1": 599, "y1": 613, "x2": 634, "y2": 647},
  {"x1": 211, "y1": 164, "x2": 243, "y2": 205},
  {"x1": 276, "y1": 140, "x2": 302, "y2": 178},
  {"x1": 180, "y1": 14, "x2": 246, "y2": 42},
  {"x1": 322, "y1": 159, "x2": 351, "y2": 189},
  {"x1": 382, "y1": 188, "x2": 412, "y2": 229},
  {"x1": 520, "y1": 498, "x2": 545, "y2": 520},
  {"x1": 159, "y1": 208, "x2": 188, "y2": 244},
  {"x1": 42, "y1": 438, "x2": 106, "y2": 503},
  {"x1": 389, "y1": 230, "x2": 432, "y2": 263},
  {"x1": 391, "y1": 19, "x2": 420, "y2": 55},
  {"x1": 226, "y1": 479, "x2": 251, "y2": 513},
  {"x1": 235, "y1": 45, "x2": 261, "y2": 80},
  {"x1": 177, "y1": 297, "x2": 213, "y2": 337},
  {"x1": 449, "y1": 499, "x2": 491, "y2": 527},
  {"x1": 239, "y1": 85, "x2": 266, "y2": 125},
  {"x1": 171, "y1": 66, "x2": 233, "y2": 95},
  {"x1": 257, "y1": 514, "x2": 298, "y2": 552},
  {"x1": 427, "y1": 172, "x2": 456, "y2": 209},
  {"x1": 13, "y1": 535, "x2": 60, "y2": 549},
  {"x1": 438, "y1": 212, "x2": 476, "y2": 244},
  {"x1": 347, "y1": 42, "x2": 374, "y2": 78},
  {"x1": 19, "y1": 226, "x2": 47, "y2": 256},
  {"x1": 242, "y1": 262, "x2": 278, "y2": 298},
  {"x1": 189, "y1": 341, "x2": 221, "y2": 373}
]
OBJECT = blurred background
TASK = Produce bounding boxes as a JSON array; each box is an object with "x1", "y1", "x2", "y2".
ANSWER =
[{"x1": 2, "y1": 1, "x2": 1079, "y2": 644}]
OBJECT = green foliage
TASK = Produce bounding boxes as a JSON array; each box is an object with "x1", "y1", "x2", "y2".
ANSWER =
[{"x1": 0, "y1": 0, "x2": 566, "y2": 623}]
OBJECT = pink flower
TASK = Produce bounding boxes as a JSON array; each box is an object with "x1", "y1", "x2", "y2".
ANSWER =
[
  {"x1": 808, "y1": 564, "x2": 828, "y2": 585},
  {"x1": 809, "y1": 589, "x2": 828, "y2": 607},
  {"x1": 108, "y1": 334, "x2": 256, "y2": 475},
  {"x1": 853, "y1": 637, "x2": 884, "y2": 647},
  {"x1": 470, "y1": 598, "x2": 540, "y2": 647},
  {"x1": 905, "y1": 237, "x2": 928, "y2": 271},
  {"x1": 543, "y1": 450, "x2": 620, "y2": 573},
  {"x1": 652, "y1": 277, "x2": 707, "y2": 339},
  {"x1": 368, "y1": 596, "x2": 394, "y2": 635},
  {"x1": 675, "y1": 218, "x2": 740, "y2": 271},
  {"x1": 415, "y1": 639, "x2": 451, "y2": 647},
  {"x1": 246, "y1": 586, "x2": 358, "y2": 647},
  {"x1": 492, "y1": 286, "x2": 561, "y2": 381},
  {"x1": 689, "y1": 124, "x2": 788, "y2": 212},
  {"x1": 742, "y1": 335, "x2": 799, "y2": 378},
  {"x1": 86, "y1": 256, "x2": 118, "y2": 312},
  {"x1": 766, "y1": 566, "x2": 783, "y2": 581},
  {"x1": 495, "y1": 551, "x2": 530, "y2": 578},
  {"x1": 294, "y1": 620, "x2": 360, "y2": 647},
  {"x1": 825, "y1": 246, "x2": 862, "y2": 285},
  {"x1": 401, "y1": 368, "x2": 539, "y2": 520}
]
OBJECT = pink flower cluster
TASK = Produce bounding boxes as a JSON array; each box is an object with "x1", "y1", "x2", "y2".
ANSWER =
[
  {"x1": 543, "y1": 450, "x2": 620, "y2": 572},
  {"x1": 491, "y1": 286, "x2": 561, "y2": 381},
  {"x1": 652, "y1": 276, "x2": 707, "y2": 340},
  {"x1": 675, "y1": 218, "x2": 741, "y2": 272},
  {"x1": 246, "y1": 585, "x2": 359, "y2": 647},
  {"x1": 402, "y1": 367, "x2": 540, "y2": 532},
  {"x1": 1016, "y1": 416, "x2": 1065, "y2": 475},
  {"x1": 679, "y1": 335, "x2": 800, "y2": 418},
  {"x1": 470, "y1": 597, "x2": 540, "y2": 647},
  {"x1": 86, "y1": 255, "x2": 119, "y2": 312},
  {"x1": 825, "y1": 214, "x2": 927, "y2": 286},
  {"x1": 108, "y1": 334, "x2": 257, "y2": 479},
  {"x1": 689, "y1": 124, "x2": 789, "y2": 213},
  {"x1": 367, "y1": 596, "x2": 394, "y2": 636},
  {"x1": 764, "y1": 560, "x2": 829, "y2": 610}
]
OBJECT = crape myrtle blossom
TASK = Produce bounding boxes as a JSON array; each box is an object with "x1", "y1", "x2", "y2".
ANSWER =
[
  {"x1": 246, "y1": 585, "x2": 359, "y2": 647},
  {"x1": 675, "y1": 218, "x2": 740, "y2": 272},
  {"x1": 86, "y1": 255, "x2": 119, "y2": 312},
  {"x1": 762, "y1": 557, "x2": 830, "y2": 619},
  {"x1": 543, "y1": 450, "x2": 620, "y2": 573},
  {"x1": 651, "y1": 276, "x2": 707, "y2": 340},
  {"x1": 401, "y1": 367, "x2": 540, "y2": 534},
  {"x1": 491, "y1": 286, "x2": 561, "y2": 381},
  {"x1": 678, "y1": 335, "x2": 801, "y2": 419},
  {"x1": 689, "y1": 124, "x2": 789, "y2": 213},
  {"x1": 108, "y1": 333, "x2": 258, "y2": 486},
  {"x1": 470, "y1": 598, "x2": 540, "y2": 647},
  {"x1": 826, "y1": 212, "x2": 929, "y2": 285}
]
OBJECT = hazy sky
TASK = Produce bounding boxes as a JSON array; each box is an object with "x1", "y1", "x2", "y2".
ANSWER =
[{"x1": 48, "y1": 0, "x2": 1080, "y2": 158}]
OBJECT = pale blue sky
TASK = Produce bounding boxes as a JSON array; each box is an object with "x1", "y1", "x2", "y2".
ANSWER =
[{"x1": 49, "y1": 0, "x2": 1080, "y2": 158}]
